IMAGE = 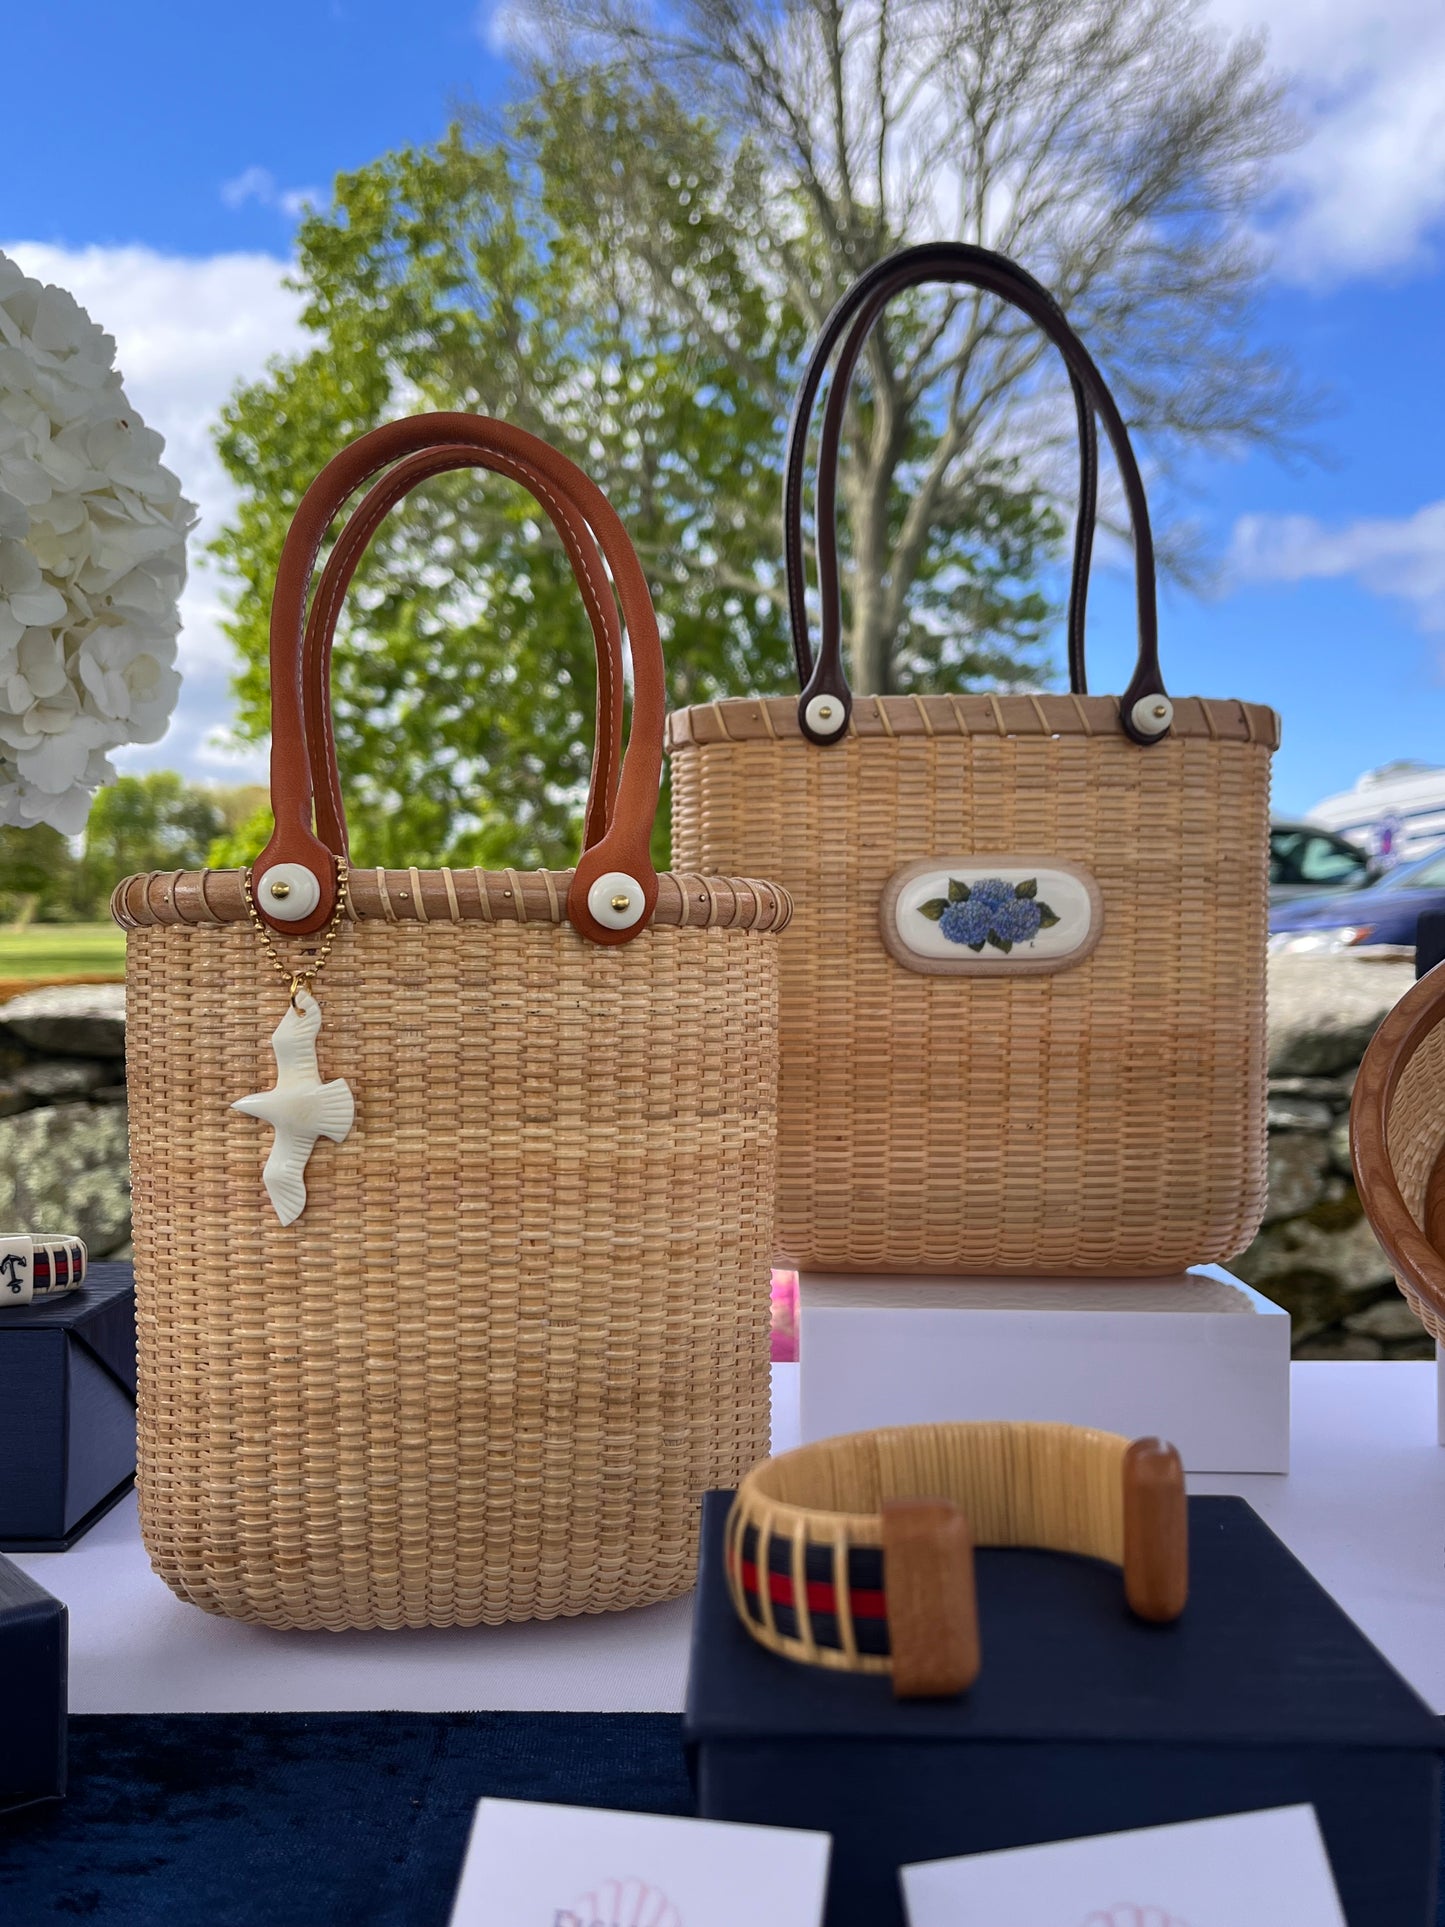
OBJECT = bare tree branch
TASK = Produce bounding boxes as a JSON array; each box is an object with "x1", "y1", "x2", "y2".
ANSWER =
[{"x1": 526, "y1": 0, "x2": 1311, "y2": 690}]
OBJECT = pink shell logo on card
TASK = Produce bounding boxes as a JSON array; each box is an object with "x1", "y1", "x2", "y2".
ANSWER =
[
  {"x1": 1081, "y1": 1908, "x2": 1190, "y2": 1927},
  {"x1": 555, "y1": 1876, "x2": 682, "y2": 1927}
]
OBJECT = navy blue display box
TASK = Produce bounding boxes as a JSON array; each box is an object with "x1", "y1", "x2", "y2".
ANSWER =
[
  {"x1": 684, "y1": 1489, "x2": 1443, "y2": 1927},
  {"x1": 0, "y1": 1552, "x2": 66, "y2": 1815},
  {"x1": 0, "y1": 1261, "x2": 135, "y2": 1550}
]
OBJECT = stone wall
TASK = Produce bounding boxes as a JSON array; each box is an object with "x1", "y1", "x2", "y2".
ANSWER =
[
  {"x1": 0, "y1": 985, "x2": 131, "y2": 1262},
  {"x1": 1233, "y1": 954, "x2": 1427, "y2": 1359},
  {"x1": 0, "y1": 963, "x2": 1433, "y2": 1356}
]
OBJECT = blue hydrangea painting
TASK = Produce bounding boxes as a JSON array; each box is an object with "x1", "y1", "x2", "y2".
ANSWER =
[{"x1": 919, "y1": 876, "x2": 1061, "y2": 953}]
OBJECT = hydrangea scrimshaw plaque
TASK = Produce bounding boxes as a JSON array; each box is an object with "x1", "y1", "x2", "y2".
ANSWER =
[{"x1": 880, "y1": 858, "x2": 1104, "y2": 977}]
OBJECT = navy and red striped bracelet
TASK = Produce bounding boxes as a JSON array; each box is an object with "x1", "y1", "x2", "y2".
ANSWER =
[
  {"x1": 0, "y1": 1234, "x2": 88, "y2": 1305},
  {"x1": 726, "y1": 1422, "x2": 1188, "y2": 1698}
]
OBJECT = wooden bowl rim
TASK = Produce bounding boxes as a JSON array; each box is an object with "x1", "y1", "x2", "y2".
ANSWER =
[{"x1": 1350, "y1": 960, "x2": 1445, "y2": 1323}]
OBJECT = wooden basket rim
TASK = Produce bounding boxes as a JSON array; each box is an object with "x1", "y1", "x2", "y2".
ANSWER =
[
  {"x1": 1351, "y1": 962, "x2": 1445, "y2": 1334},
  {"x1": 666, "y1": 692, "x2": 1280, "y2": 751},
  {"x1": 112, "y1": 865, "x2": 792, "y2": 934}
]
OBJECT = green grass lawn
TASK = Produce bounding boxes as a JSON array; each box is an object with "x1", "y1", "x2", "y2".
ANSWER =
[{"x1": 0, "y1": 923, "x2": 126, "y2": 982}]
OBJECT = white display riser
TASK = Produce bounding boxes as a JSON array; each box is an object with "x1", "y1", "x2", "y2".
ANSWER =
[{"x1": 797, "y1": 1265, "x2": 1290, "y2": 1474}]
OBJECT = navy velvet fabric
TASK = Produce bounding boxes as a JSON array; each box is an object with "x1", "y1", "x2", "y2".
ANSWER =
[
  {"x1": 0, "y1": 1713, "x2": 1440, "y2": 1924},
  {"x1": 0, "y1": 1713, "x2": 692, "y2": 1925}
]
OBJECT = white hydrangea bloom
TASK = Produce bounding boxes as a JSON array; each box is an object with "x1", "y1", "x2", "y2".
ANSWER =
[{"x1": 0, "y1": 252, "x2": 195, "y2": 831}]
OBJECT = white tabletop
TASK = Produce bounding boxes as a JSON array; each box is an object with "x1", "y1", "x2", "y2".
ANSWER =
[{"x1": 13, "y1": 1363, "x2": 1445, "y2": 1716}]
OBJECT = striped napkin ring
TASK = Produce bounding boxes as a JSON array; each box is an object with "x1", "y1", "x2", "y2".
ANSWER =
[
  {"x1": 0, "y1": 1234, "x2": 88, "y2": 1306},
  {"x1": 726, "y1": 1421, "x2": 1188, "y2": 1699}
]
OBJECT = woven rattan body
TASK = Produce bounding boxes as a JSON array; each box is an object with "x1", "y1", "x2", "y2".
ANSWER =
[
  {"x1": 669, "y1": 692, "x2": 1277, "y2": 1275},
  {"x1": 118, "y1": 867, "x2": 787, "y2": 1629}
]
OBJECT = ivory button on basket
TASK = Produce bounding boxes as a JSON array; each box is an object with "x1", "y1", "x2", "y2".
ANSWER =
[
  {"x1": 803, "y1": 694, "x2": 847, "y2": 736},
  {"x1": 1130, "y1": 694, "x2": 1175, "y2": 738},
  {"x1": 254, "y1": 862, "x2": 322, "y2": 921},
  {"x1": 586, "y1": 870, "x2": 647, "y2": 931}
]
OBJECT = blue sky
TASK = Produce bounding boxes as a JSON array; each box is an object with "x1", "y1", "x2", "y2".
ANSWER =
[{"x1": 5, "y1": 0, "x2": 1445, "y2": 817}]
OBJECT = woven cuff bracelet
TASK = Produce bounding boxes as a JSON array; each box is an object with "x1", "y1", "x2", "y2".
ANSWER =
[
  {"x1": 726, "y1": 1421, "x2": 1187, "y2": 1699},
  {"x1": 0, "y1": 1234, "x2": 88, "y2": 1306}
]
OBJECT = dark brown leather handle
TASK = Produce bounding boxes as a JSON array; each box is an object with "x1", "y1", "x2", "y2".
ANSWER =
[
  {"x1": 785, "y1": 243, "x2": 1165, "y2": 746},
  {"x1": 815, "y1": 266, "x2": 1098, "y2": 699},
  {"x1": 255, "y1": 413, "x2": 664, "y2": 944},
  {"x1": 301, "y1": 443, "x2": 624, "y2": 860}
]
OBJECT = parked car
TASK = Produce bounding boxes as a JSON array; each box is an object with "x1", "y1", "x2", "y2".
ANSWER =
[
  {"x1": 1269, "y1": 844, "x2": 1445, "y2": 954},
  {"x1": 1269, "y1": 821, "x2": 1380, "y2": 903}
]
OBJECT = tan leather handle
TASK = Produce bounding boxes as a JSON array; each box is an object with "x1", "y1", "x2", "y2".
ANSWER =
[
  {"x1": 302, "y1": 443, "x2": 625, "y2": 859},
  {"x1": 255, "y1": 413, "x2": 664, "y2": 945}
]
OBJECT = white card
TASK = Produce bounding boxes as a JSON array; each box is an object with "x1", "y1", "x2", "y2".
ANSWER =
[
  {"x1": 448, "y1": 1797, "x2": 831, "y2": 1927},
  {"x1": 901, "y1": 1804, "x2": 1348, "y2": 1927}
]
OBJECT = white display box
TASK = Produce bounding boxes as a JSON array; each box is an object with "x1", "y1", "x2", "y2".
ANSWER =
[{"x1": 798, "y1": 1265, "x2": 1290, "y2": 1474}]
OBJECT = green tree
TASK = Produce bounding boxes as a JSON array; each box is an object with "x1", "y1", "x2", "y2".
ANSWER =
[
  {"x1": 212, "y1": 77, "x2": 1062, "y2": 869},
  {"x1": 0, "y1": 778, "x2": 257, "y2": 922},
  {"x1": 211, "y1": 784, "x2": 267, "y2": 834},
  {"x1": 217, "y1": 0, "x2": 1306, "y2": 867},
  {"x1": 203, "y1": 784, "x2": 269, "y2": 871},
  {"x1": 0, "y1": 825, "x2": 80, "y2": 926},
  {"x1": 81, "y1": 773, "x2": 226, "y2": 903}
]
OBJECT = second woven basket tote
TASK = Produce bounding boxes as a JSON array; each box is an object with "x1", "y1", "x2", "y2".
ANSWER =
[
  {"x1": 114, "y1": 413, "x2": 789, "y2": 1630},
  {"x1": 668, "y1": 245, "x2": 1277, "y2": 1276}
]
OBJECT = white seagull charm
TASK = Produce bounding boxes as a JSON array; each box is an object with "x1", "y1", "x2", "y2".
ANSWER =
[{"x1": 232, "y1": 987, "x2": 355, "y2": 1226}]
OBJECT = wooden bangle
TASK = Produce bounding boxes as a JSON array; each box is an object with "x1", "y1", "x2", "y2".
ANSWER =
[{"x1": 725, "y1": 1421, "x2": 1187, "y2": 1699}]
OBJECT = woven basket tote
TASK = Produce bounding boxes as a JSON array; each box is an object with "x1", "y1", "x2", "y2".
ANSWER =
[
  {"x1": 113, "y1": 413, "x2": 790, "y2": 1630},
  {"x1": 668, "y1": 245, "x2": 1278, "y2": 1275}
]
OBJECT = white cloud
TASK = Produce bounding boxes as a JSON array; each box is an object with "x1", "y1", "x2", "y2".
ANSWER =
[
  {"x1": 1229, "y1": 500, "x2": 1445, "y2": 628},
  {"x1": 221, "y1": 166, "x2": 323, "y2": 222},
  {"x1": 2, "y1": 242, "x2": 307, "y2": 783},
  {"x1": 221, "y1": 165, "x2": 277, "y2": 211},
  {"x1": 476, "y1": 3, "x2": 535, "y2": 57},
  {"x1": 1208, "y1": 0, "x2": 1445, "y2": 284}
]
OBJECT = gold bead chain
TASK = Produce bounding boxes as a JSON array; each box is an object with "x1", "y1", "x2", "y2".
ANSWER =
[{"x1": 243, "y1": 858, "x2": 351, "y2": 1009}]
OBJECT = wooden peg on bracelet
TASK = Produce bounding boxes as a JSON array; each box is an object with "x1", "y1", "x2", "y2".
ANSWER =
[
  {"x1": 1122, "y1": 1436, "x2": 1189, "y2": 1622},
  {"x1": 881, "y1": 1498, "x2": 981, "y2": 1698}
]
